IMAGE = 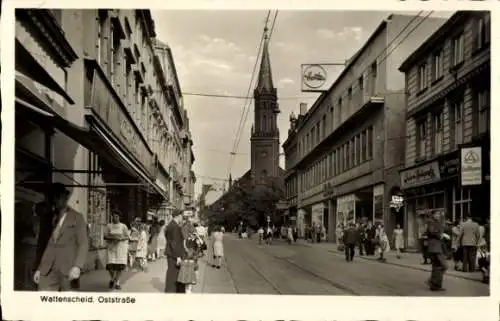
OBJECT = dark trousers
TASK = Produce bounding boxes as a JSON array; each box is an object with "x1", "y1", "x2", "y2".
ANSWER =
[
  {"x1": 462, "y1": 246, "x2": 477, "y2": 272},
  {"x1": 345, "y1": 244, "x2": 355, "y2": 261},
  {"x1": 429, "y1": 253, "x2": 447, "y2": 289},
  {"x1": 365, "y1": 239, "x2": 374, "y2": 255},
  {"x1": 316, "y1": 233, "x2": 321, "y2": 243},
  {"x1": 358, "y1": 240, "x2": 365, "y2": 255},
  {"x1": 165, "y1": 257, "x2": 186, "y2": 293},
  {"x1": 420, "y1": 239, "x2": 429, "y2": 262}
]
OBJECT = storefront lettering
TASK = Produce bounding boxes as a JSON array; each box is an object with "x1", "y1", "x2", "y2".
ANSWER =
[
  {"x1": 400, "y1": 161, "x2": 440, "y2": 189},
  {"x1": 440, "y1": 157, "x2": 460, "y2": 178},
  {"x1": 91, "y1": 69, "x2": 154, "y2": 176}
]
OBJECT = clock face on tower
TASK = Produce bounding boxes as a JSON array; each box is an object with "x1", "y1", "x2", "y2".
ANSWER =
[{"x1": 260, "y1": 151, "x2": 268, "y2": 158}]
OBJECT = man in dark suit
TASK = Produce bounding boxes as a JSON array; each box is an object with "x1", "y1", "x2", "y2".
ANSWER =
[
  {"x1": 343, "y1": 222, "x2": 358, "y2": 262},
  {"x1": 426, "y1": 212, "x2": 447, "y2": 291},
  {"x1": 33, "y1": 183, "x2": 88, "y2": 291},
  {"x1": 164, "y1": 209, "x2": 186, "y2": 293}
]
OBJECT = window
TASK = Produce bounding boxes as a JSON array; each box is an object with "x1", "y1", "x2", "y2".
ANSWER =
[
  {"x1": 338, "y1": 98, "x2": 343, "y2": 121},
  {"x1": 453, "y1": 186, "x2": 472, "y2": 222},
  {"x1": 348, "y1": 87, "x2": 352, "y2": 102},
  {"x1": 476, "y1": 88, "x2": 490, "y2": 135},
  {"x1": 371, "y1": 61, "x2": 377, "y2": 78},
  {"x1": 433, "y1": 110, "x2": 444, "y2": 155},
  {"x1": 474, "y1": 13, "x2": 491, "y2": 51},
  {"x1": 432, "y1": 50, "x2": 443, "y2": 82},
  {"x1": 416, "y1": 120, "x2": 427, "y2": 158},
  {"x1": 96, "y1": 13, "x2": 105, "y2": 64},
  {"x1": 333, "y1": 150, "x2": 337, "y2": 176},
  {"x1": 339, "y1": 145, "x2": 344, "y2": 172},
  {"x1": 345, "y1": 142, "x2": 350, "y2": 170},
  {"x1": 418, "y1": 63, "x2": 428, "y2": 91},
  {"x1": 370, "y1": 62, "x2": 377, "y2": 95},
  {"x1": 367, "y1": 127, "x2": 373, "y2": 159},
  {"x1": 111, "y1": 26, "x2": 121, "y2": 88},
  {"x1": 350, "y1": 138, "x2": 355, "y2": 168},
  {"x1": 452, "y1": 33, "x2": 465, "y2": 67},
  {"x1": 355, "y1": 134, "x2": 360, "y2": 166},
  {"x1": 330, "y1": 106, "x2": 334, "y2": 131},
  {"x1": 361, "y1": 131, "x2": 367, "y2": 162},
  {"x1": 358, "y1": 76, "x2": 364, "y2": 92},
  {"x1": 125, "y1": 60, "x2": 132, "y2": 100},
  {"x1": 322, "y1": 114, "x2": 326, "y2": 138},
  {"x1": 450, "y1": 99, "x2": 463, "y2": 148}
]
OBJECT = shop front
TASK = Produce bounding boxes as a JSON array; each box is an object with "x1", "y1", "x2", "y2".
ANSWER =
[
  {"x1": 297, "y1": 209, "x2": 306, "y2": 238},
  {"x1": 336, "y1": 194, "x2": 356, "y2": 227},
  {"x1": 400, "y1": 151, "x2": 464, "y2": 249}
]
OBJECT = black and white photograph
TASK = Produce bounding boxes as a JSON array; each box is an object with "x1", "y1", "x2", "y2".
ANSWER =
[{"x1": 8, "y1": 6, "x2": 490, "y2": 301}]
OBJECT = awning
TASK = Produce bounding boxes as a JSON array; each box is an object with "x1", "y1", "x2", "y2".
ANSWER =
[
  {"x1": 92, "y1": 124, "x2": 167, "y2": 198},
  {"x1": 15, "y1": 86, "x2": 167, "y2": 199},
  {"x1": 15, "y1": 39, "x2": 75, "y2": 104}
]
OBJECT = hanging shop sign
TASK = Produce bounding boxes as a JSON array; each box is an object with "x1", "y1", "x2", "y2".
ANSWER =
[
  {"x1": 389, "y1": 195, "x2": 404, "y2": 212},
  {"x1": 90, "y1": 67, "x2": 154, "y2": 176},
  {"x1": 461, "y1": 147, "x2": 482, "y2": 186},
  {"x1": 400, "y1": 161, "x2": 440, "y2": 189}
]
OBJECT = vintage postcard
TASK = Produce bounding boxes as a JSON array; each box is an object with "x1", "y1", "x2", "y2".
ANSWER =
[{"x1": 0, "y1": 0, "x2": 497, "y2": 320}]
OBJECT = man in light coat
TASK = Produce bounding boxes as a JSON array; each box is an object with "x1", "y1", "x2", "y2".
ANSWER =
[
  {"x1": 33, "y1": 183, "x2": 88, "y2": 291},
  {"x1": 459, "y1": 214, "x2": 481, "y2": 272}
]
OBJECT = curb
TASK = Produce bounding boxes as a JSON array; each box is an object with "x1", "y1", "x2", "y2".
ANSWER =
[{"x1": 325, "y1": 249, "x2": 483, "y2": 283}]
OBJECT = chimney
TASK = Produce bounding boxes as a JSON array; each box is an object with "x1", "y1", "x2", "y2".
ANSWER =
[{"x1": 299, "y1": 103, "x2": 307, "y2": 115}]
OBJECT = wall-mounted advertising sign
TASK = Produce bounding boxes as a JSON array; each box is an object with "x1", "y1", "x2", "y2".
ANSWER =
[
  {"x1": 461, "y1": 147, "x2": 482, "y2": 186},
  {"x1": 300, "y1": 63, "x2": 345, "y2": 92}
]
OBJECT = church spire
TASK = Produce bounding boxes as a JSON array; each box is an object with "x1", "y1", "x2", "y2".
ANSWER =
[{"x1": 256, "y1": 26, "x2": 274, "y2": 92}]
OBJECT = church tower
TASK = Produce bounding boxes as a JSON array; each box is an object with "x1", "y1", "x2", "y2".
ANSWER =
[{"x1": 250, "y1": 26, "x2": 280, "y2": 184}]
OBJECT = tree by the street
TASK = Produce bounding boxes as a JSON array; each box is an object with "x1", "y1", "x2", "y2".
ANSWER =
[{"x1": 203, "y1": 179, "x2": 284, "y2": 231}]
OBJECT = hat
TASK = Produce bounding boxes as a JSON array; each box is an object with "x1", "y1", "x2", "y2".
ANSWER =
[{"x1": 52, "y1": 183, "x2": 70, "y2": 198}]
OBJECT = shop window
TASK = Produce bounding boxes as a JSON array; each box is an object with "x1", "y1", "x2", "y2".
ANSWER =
[
  {"x1": 453, "y1": 186, "x2": 472, "y2": 222},
  {"x1": 475, "y1": 88, "x2": 490, "y2": 135},
  {"x1": 450, "y1": 98, "x2": 463, "y2": 149},
  {"x1": 433, "y1": 110, "x2": 443, "y2": 155},
  {"x1": 373, "y1": 194, "x2": 384, "y2": 223},
  {"x1": 452, "y1": 33, "x2": 465, "y2": 67},
  {"x1": 416, "y1": 119, "x2": 427, "y2": 158}
]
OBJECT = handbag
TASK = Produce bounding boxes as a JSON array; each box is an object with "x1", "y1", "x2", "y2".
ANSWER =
[{"x1": 177, "y1": 259, "x2": 197, "y2": 285}]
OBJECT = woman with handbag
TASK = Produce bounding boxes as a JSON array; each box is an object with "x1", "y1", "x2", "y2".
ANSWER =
[
  {"x1": 211, "y1": 226, "x2": 225, "y2": 269},
  {"x1": 104, "y1": 210, "x2": 129, "y2": 290}
]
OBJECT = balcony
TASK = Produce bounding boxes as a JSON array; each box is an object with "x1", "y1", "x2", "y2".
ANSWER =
[{"x1": 133, "y1": 64, "x2": 144, "y2": 83}]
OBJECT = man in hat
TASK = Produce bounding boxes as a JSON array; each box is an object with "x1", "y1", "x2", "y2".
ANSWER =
[
  {"x1": 33, "y1": 183, "x2": 88, "y2": 291},
  {"x1": 164, "y1": 209, "x2": 187, "y2": 293}
]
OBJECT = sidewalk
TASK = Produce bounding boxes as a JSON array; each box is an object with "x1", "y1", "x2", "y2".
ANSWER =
[
  {"x1": 79, "y1": 266, "x2": 139, "y2": 292},
  {"x1": 294, "y1": 239, "x2": 484, "y2": 282},
  {"x1": 108, "y1": 255, "x2": 237, "y2": 293}
]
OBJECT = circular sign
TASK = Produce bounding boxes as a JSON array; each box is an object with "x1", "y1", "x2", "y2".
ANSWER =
[{"x1": 302, "y1": 64, "x2": 327, "y2": 89}]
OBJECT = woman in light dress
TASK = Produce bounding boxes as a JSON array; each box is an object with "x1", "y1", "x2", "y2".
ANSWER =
[
  {"x1": 135, "y1": 223, "x2": 149, "y2": 272},
  {"x1": 211, "y1": 226, "x2": 224, "y2": 269},
  {"x1": 104, "y1": 210, "x2": 129, "y2": 290},
  {"x1": 393, "y1": 224, "x2": 404, "y2": 259},
  {"x1": 376, "y1": 224, "x2": 390, "y2": 262},
  {"x1": 156, "y1": 220, "x2": 167, "y2": 259}
]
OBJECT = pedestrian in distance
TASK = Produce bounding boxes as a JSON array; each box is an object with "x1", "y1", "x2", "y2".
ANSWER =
[
  {"x1": 164, "y1": 209, "x2": 187, "y2": 293},
  {"x1": 356, "y1": 222, "x2": 366, "y2": 256},
  {"x1": 128, "y1": 221, "x2": 140, "y2": 269},
  {"x1": 375, "y1": 224, "x2": 390, "y2": 262},
  {"x1": 136, "y1": 223, "x2": 149, "y2": 272},
  {"x1": 365, "y1": 221, "x2": 376, "y2": 256},
  {"x1": 103, "y1": 210, "x2": 129, "y2": 290},
  {"x1": 287, "y1": 225, "x2": 294, "y2": 244},
  {"x1": 426, "y1": 211, "x2": 448, "y2": 292},
  {"x1": 393, "y1": 224, "x2": 404, "y2": 259},
  {"x1": 451, "y1": 220, "x2": 463, "y2": 271},
  {"x1": 342, "y1": 222, "x2": 357, "y2": 262},
  {"x1": 33, "y1": 183, "x2": 88, "y2": 291},
  {"x1": 258, "y1": 226, "x2": 264, "y2": 245},
  {"x1": 459, "y1": 214, "x2": 480, "y2": 272},
  {"x1": 211, "y1": 225, "x2": 225, "y2": 269}
]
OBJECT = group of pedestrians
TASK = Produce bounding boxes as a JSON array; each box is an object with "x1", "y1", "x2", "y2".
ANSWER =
[
  {"x1": 304, "y1": 223, "x2": 326, "y2": 243},
  {"x1": 337, "y1": 221, "x2": 397, "y2": 263}
]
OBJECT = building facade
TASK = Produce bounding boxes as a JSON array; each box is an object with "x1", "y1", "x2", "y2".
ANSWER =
[
  {"x1": 282, "y1": 14, "x2": 446, "y2": 241},
  {"x1": 14, "y1": 9, "x2": 194, "y2": 289},
  {"x1": 398, "y1": 11, "x2": 490, "y2": 248}
]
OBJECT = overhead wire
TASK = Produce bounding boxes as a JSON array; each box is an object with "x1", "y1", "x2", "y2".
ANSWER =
[
  {"x1": 182, "y1": 92, "x2": 316, "y2": 100},
  {"x1": 228, "y1": 10, "x2": 279, "y2": 177},
  {"x1": 225, "y1": 10, "x2": 271, "y2": 178}
]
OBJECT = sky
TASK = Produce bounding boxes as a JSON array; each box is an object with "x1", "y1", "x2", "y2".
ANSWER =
[{"x1": 150, "y1": 10, "x2": 454, "y2": 203}]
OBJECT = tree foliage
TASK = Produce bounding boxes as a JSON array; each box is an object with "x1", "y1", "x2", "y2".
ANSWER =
[{"x1": 203, "y1": 179, "x2": 283, "y2": 231}]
